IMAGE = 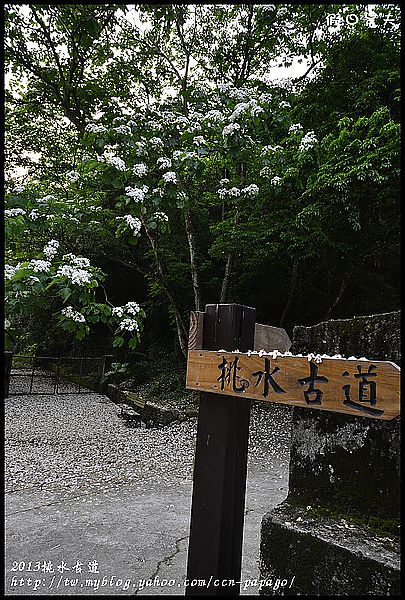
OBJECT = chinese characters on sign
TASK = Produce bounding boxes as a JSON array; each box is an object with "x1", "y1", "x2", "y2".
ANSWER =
[{"x1": 186, "y1": 350, "x2": 400, "y2": 420}]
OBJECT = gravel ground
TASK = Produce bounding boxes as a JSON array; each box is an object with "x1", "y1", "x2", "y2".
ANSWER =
[
  {"x1": 5, "y1": 388, "x2": 292, "y2": 498},
  {"x1": 5, "y1": 373, "x2": 293, "y2": 596}
]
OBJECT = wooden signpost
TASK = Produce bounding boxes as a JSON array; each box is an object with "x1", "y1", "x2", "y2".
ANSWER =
[
  {"x1": 185, "y1": 305, "x2": 400, "y2": 596},
  {"x1": 186, "y1": 350, "x2": 400, "y2": 420}
]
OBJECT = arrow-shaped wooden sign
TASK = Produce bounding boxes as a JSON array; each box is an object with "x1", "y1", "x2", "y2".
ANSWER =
[{"x1": 186, "y1": 350, "x2": 400, "y2": 420}]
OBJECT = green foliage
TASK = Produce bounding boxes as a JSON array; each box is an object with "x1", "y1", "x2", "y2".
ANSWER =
[{"x1": 4, "y1": 4, "x2": 400, "y2": 359}]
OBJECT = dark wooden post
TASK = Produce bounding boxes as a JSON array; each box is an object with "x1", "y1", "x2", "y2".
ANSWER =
[
  {"x1": 4, "y1": 351, "x2": 13, "y2": 399},
  {"x1": 186, "y1": 304, "x2": 256, "y2": 596}
]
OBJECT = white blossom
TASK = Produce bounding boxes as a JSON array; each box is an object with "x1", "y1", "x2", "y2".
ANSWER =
[
  {"x1": 162, "y1": 171, "x2": 177, "y2": 184},
  {"x1": 219, "y1": 178, "x2": 230, "y2": 186},
  {"x1": 135, "y1": 141, "x2": 146, "y2": 156},
  {"x1": 13, "y1": 184, "x2": 25, "y2": 192},
  {"x1": 203, "y1": 110, "x2": 224, "y2": 123},
  {"x1": 61, "y1": 306, "x2": 86, "y2": 323},
  {"x1": 85, "y1": 123, "x2": 106, "y2": 133},
  {"x1": 279, "y1": 101, "x2": 291, "y2": 109},
  {"x1": 125, "y1": 301, "x2": 141, "y2": 315},
  {"x1": 157, "y1": 157, "x2": 172, "y2": 170},
  {"x1": 114, "y1": 125, "x2": 131, "y2": 135},
  {"x1": 116, "y1": 214, "x2": 142, "y2": 235},
  {"x1": 5, "y1": 208, "x2": 26, "y2": 218},
  {"x1": 125, "y1": 185, "x2": 148, "y2": 203},
  {"x1": 270, "y1": 176, "x2": 282, "y2": 186},
  {"x1": 154, "y1": 211, "x2": 168, "y2": 222},
  {"x1": 38, "y1": 195, "x2": 56, "y2": 203},
  {"x1": 56, "y1": 265, "x2": 92, "y2": 286},
  {"x1": 222, "y1": 123, "x2": 241, "y2": 138},
  {"x1": 43, "y1": 240, "x2": 59, "y2": 260},
  {"x1": 29, "y1": 209, "x2": 40, "y2": 220},
  {"x1": 242, "y1": 184, "x2": 259, "y2": 197},
  {"x1": 261, "y1": 144, "x2": 282, "y2": 156},
  {"x1": 62, "y1": 254, "x2": 90, "y2": 268},
  {"x1": 28, "y1": 259, "x2": 51, "y2": 273},
  {"x1": 260, "y1": 166, "x2": 272, "y2": 177},
  {"x1": 258, "y1": 92, "x2": 273, "y2": 103},
  {"x1": 118, "y1": 318, "x2": 139, "y2": 332},
  {"x1": 66, "y1": 170, "x2": 80, "y2": 182},
  {"x1": 5, "y1": 265, "x2": 17, "y2": 279},
  {"x1": 149, "y1": 137, "x2": 164, "y2": 149},
  {"x1": 100, "y1": 151, "x2": 127, "y2": 171},
  {"x1": 132, "y1": 163, "x2": 148, "y2": 177},
  {"x1": 288, "y1": 123, "x2": 303, "y2": 134},
  {"x1": 299, "y1": 131, "x2": 318, "y2": 151}
]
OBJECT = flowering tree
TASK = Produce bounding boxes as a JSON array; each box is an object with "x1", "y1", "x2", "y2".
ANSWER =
[{"x1": 5, "y1": 4, "x2": 400, "y2": 358}]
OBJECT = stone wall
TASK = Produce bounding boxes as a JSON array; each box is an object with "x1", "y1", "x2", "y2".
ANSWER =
[{"x1": 259, "y1": 310, "x2": 400, "y2": 596}]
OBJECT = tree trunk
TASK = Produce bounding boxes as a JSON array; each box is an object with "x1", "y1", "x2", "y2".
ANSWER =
[
  {"x1": 141, "y1": 216, "x2": 188, "y2": 356},
  {"x1": 324, "y1": 273, "x2": 350, "y2": 320},
  {"x1": 184, "y1": 209, "x2": 201, "y2": 311},
  {"x1": 220, "y1": 253, "x2": 233, "y2": 303},
  {"x1": 279, "y1": 260, "x2": 300, "y2": 328}
]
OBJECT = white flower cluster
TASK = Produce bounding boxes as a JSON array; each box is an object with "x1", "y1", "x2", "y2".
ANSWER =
[
  {"x1": 66, "y1": 170, "x2": 80, "y2": 182},
  {"x1": 154, "y1": 211, "x2": 168, "y2": 222},
  {"x1": 125, "y1": 185, "x2": 148, "y2": 203},
  {"x1": 5, "y1": 265, "x2": 17, "y2": 280},
  {"x1": 270, "y1": 176, "x2": 282, "y2": 186},
  {"x1": 260, "y1": 166, "x2": 272, "y2": 177},
  {"x1": 299, "y1": 131, "x2": 318, "y2": 151},
  {"x1": 99, "y1": 151, "x2": 127, "y2": 172},
  {"x1": 132, "y1": 163, "x2": 148, "y2": 177},
  {"x1": 118, "y1": 318, "x2": 139, "y2": 333},
  {"x1": 149, "y1": 137, "x2": 164, "y2": 149},
  {"x1": 157, "y1": 157, "x2": 172, "y2": 170},
  {"x1": 62, "y1": 254, "x2": 90, "y2": 268},
  {"x1": 13, "y1": 184, "x2": 25, "y2": 193},
  {"x1": 279, "y1": 101, "x2": 291, "y2": 109},
  {"x1": 261, "y1": 144, "x2": 283, "y2": 156},
  {"x1": 172, "y1": 150, "x2": 198, "y2": 162},
  {"x1": 27, "y1": 259, "x2": 51, "y2": 273},
  {"x1": 5, "y1": 208, "x2": 26, "y2": 218},
  {"x1": 116, "y1": 214, "x2": 142, "y2": 235},
  {"x1": 57, "y1": 265, "x2": 92, "y2": 286},
  {"x1": 114, "y1": 125, "x2": 131, "y2": 135},
  {"x1": 217, "y1": 83, "x2": 250, "y2": 101},
  {"x1": 218, "y1": 187, "x2": 241, "y2": 199},
  {"x1": 38, "y1": 194, "x2": 56, "y2": 204},
  {"x1": 61, "y1": 306, "x2": 86, "y2": 323},
  {"x1": 218, "y1": 184, "x2": 259, "y2": 199},
  {"x1": 222, "y1": 123, "x2": 241, "y2": 138},
  {"x1": 229, "y1": 99, "x2": 264, "y2": 122},
  {"x1": 112, "y1": 301, "x2": 141, "y2": 318},
  {"x1": 162, "y1": 171, "x2": 177, "y2": 184},
  {"x1": 203, "y1": 110, "x2": 224, "y2": 123},
  {"x1": 27, "y1": 209, "x2": 38, "y2": 220},
  {"x1": 219, "y1": 178, "x2": 230, "y2": 186},
  {"x1": 135, "y1": 141, "x2": 146, "y2": 156},
  {"x1": 85, "y1": 123, "x2": 107, "y2": 133},
  {"x1": 55, "y1": 254, "x2": 93, "y2": 286},
  {"x1": 193, "y1": 136, "x2": 207, "y2": 146},
  {"x1": 243, "y1": 184, "x2": 260, "y2": 197},
  {"x1": 258, "y1": 92, "x2": 273, "y2": 103},
  {"x1": 288, "y1": 123, "x2": 303, "y2": 134},
  {"x1": 43, "y1": 240, "x2": 59, "y2": 260}
]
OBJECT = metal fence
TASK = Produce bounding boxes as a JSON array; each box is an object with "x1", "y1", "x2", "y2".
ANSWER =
[{"x1": 7, "y1": 354, "x2": 112, "y2": 396}]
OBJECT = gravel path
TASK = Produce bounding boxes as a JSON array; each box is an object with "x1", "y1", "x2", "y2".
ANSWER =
[
  {"x1": 5, "y1": 376, "x2": 293, "y2": 596},
  {"x1": 5, "y1": 389, "x2": 292, "y2": 498}
]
